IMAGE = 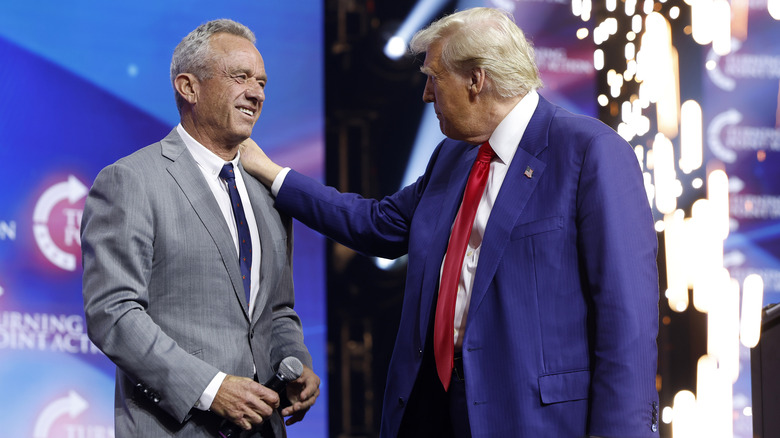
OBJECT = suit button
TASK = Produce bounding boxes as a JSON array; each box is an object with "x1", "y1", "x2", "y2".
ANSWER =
[
  {"x1": 417, "y1": 348, "x2": 422, "y2": 358},
  {"x1": 398, "y1": 397, "x2": 405, "y2": 406},
  {"x1": 250, "y1": 330, "x2": 254, "y2": 339}
]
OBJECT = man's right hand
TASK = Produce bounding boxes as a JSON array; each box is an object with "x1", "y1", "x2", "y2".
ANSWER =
[
  {"x1": 239, "y1": 138, "x2": 283, "y2": 187},
  {"x1": 210, "y1": 374, "x2": 281, "y2": 431}
]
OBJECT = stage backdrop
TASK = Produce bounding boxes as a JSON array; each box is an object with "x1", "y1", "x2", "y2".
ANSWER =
[
  {"x1": 0, "y1": 2, "x2": 327, "y2": 437},
  {"x1": 707, "y1": 6, "x2": 780, "y2": 437}
]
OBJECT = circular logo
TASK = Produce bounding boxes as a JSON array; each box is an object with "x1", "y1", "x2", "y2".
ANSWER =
[{"x1": 32, "y1": 175, "x2": 88, "y2": 271}]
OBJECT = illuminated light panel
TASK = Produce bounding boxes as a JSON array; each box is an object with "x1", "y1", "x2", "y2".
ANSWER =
[
  {"x1": 770, "y1": 0, "x2": 780, "y2": 20},
  {"x1": 670, "y1": 6, "x2": 680, "y2": 19},
  {"x1": 608, "y1": 69, "x2": 624, "y2": 97},
  {"x1": 708, "y1": 169, "x2": 730, "y2": 240},
  {"x1": 572, "y1": 0, "x2": 583, "y2": 16},
  {"x1": 638, "y1": 13, "x2": 670, "y2": 103},
  {"x1": 741, "y1": 274, "x2": 764, "y2": 348},
  {"x1": 662, "y1": 406, "x2": 673, "y2": 424},
  {"x1": 656, "y1": 44, "x2": 680, "y2": 139},
  {"x1": 625, "y1": 0, "x2": 638, "y2": 15},
  {"x1": 594, "y1": 49, "x2": 605, "y2": 70},
  {"x1": 692, "y1": 0, "x2": 715, "y2": 45},
  {"x1": 653, "y1": 133, "x2": 677, "y2": 214},
  {"x1": 607, "y1": 0, "x2": 617, "y2": 11},
  {"x1": 690, "y1": 198, "x2": 725, "y2": 313},
  {"x1": 598, "y1": 94, "x2": 609, "y2": 106},
  {"x1": 594, "y1": 26, "x2": 607, "y2": 45},
  {"x1": 625, "y1": 42, "x2": 636, "y2": 60},
  {"x1": 618, "y1": 122, "x2": 636, "y2": 141},
  {"x1": 672, "y1": 390, "x2": 697, "y2": 437},
  {"x1": 638, "y1": 13, "x2": 679, "y2": 137},
  {"x1": 664, "y1": 210, "x2": 689, "y2": 312},
  {"x1": 632, "y1": 15, "x2": 643, "y2": 33},
  {"x1": 696, "y1": 355, "x2": 718, "y2": 436},
  {"x1": 634, "y1": 144, "x2": 645, "y2": 170},
  {"x1": 696, "y1": 353, "x2": 733, "y2": 437},
  {"x1": 577, "y1": 27, "x2": 589, "y2": 39},
  {"x1": 624, "y1": 59, "x2": 637, "y2": 81},
  {"x1": 582, "y1": 0, "x2": 592, "y2": 21},
  {"x1": 621, "y1": 101, "x2": 632, "y2": 123},
  {"x1": 707, "y1": 273, "x2": 740, "y2": 383},
  {"x1": 680, "y1": 100, "x2": 703, "y2": 173},
  {"x1": 712, "y1": 0, "x2": 732, "y2": 55}
]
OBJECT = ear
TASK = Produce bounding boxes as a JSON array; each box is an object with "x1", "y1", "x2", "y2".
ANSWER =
[
  {"x1": 468, "y1": 67, "x2": 486, "y2": 97},
  {"x1": 174, "y1": 73, "x2": 199, "y2": 105}
]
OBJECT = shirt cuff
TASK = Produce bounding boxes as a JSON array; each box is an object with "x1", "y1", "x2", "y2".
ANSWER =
[
  {"x1": 271, "y1": 167, "x2": 292, "y2": 197},
  {"x1": 194, "y1": 372, "x2": 226, "y2": 411}
]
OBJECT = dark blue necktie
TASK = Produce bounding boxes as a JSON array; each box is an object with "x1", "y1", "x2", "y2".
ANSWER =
[{"x1": 220, "y1": 163, "x2": 252, "y2": 308}]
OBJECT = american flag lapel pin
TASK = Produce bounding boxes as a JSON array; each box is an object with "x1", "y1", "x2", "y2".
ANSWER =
[{"x1": 524, "y1": 166, "x2": 534, "y2": 179}]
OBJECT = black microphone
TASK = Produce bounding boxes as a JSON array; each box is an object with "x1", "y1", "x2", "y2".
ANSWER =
[{"x1": 217, "y1": 356, "x2": 304, "y2": 438}]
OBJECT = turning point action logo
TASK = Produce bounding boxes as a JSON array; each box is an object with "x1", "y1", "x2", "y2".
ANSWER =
[
  {"x1": 33, "y1": 390, "x2": 113, "y2": 438},
  {"x1": 32, "y1": 175, "x2": 88, "y2": 271}
]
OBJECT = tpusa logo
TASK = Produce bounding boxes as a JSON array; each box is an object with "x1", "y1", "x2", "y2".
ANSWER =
[
  {"x1": 33, "y1": 390, "x2": 114, "y2": 438},
  {"x1": 32, "y1": 175, "x2": 89, "y2": 271},
  {"x1": 707, "y1": 39, "x2": 780, "y2": 91},
  {"x1": 707, "y1": 109, "x2": 780, "y2": 163}
]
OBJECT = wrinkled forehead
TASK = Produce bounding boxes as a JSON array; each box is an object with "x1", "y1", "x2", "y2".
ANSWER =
[{"x1": 421, "y1": 41, "x2": 445, "y2": 72}]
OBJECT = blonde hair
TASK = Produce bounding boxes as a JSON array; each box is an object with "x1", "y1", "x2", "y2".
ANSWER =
[{"x1": 409, "y1": 7, "x2": 543, "y2": 98}]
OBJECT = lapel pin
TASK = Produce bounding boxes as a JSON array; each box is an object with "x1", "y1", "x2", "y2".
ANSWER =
[{"x1": 524, "y1": 166, "x2": 534, "y2": 179}]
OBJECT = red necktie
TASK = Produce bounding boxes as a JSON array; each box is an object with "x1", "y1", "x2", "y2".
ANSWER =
[{"x1": 434, "y1": 141, "x2": 495, "y2": 390}]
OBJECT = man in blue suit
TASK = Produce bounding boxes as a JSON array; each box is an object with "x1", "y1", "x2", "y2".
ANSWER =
[{"x1": 242, "y1": 7, "x2": 659, "y2": 437}]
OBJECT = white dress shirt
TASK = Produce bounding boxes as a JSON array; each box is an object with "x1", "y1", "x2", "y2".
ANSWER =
[
  {"x1": 444, "y1": 90, "x2": 539, "y2": 349},
  {"x1": 177, "y1": 124, "x2": 263, "y2": 410}
]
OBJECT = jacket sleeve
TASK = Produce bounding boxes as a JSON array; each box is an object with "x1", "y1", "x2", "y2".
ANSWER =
[{"x1": 576, "y1": 131, "x2": 660, "y2": 437}]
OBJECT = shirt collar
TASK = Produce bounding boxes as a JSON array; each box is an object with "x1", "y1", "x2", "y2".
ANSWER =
[
  {"x1": 176, "y1": 124, "x2": 240, "y2": 177},
  {"x1": 488, "y1": 89, "x2": 539, "y2": 165}
]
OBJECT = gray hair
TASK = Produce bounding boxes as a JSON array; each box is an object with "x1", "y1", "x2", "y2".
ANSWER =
[
  {"x1": 409, "y1": 7, "x2": 543, "y2": 98},
  {"x1": 170, "y1": 19, "x2": 256, "y2": 111}
]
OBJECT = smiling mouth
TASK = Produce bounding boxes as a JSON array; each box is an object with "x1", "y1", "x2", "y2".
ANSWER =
[{"x1": 238, "y1": 107, "x2": 255, "y2": 117}]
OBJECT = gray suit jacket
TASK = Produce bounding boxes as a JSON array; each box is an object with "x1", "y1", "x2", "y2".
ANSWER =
[{"x1": 82, "y1": 129, "x2": 312, "y2": 437}]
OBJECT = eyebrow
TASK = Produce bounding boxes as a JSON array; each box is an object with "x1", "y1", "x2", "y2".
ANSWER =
[{"x1": 230, "y1": 68, "x2": 267, "y2": 82}]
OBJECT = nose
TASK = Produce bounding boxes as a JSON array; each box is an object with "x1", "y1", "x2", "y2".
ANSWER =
[
  {"x1": 422, "y1": 76, "x2": 434, "y2": 103},
  {"x1": 246, "y1": 80, "x2": 265, "y2": 103}
]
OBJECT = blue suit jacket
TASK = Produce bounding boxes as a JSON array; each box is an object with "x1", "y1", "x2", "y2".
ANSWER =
[{"x1": 276, "y1": 95, "x2": 660, "y2": 437}]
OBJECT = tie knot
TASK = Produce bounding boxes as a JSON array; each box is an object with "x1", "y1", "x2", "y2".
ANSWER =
[
  {"x1": 219, "y1": 163, "x2": 236, "y2": 181},
  {"x1": 477, "y1": 142, "x2": 495, "y2": 164}
]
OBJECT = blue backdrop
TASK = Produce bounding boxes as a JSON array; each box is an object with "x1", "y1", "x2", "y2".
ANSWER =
[{"x1": 0, "y1": 2, "x2": 327, "y2": 437}]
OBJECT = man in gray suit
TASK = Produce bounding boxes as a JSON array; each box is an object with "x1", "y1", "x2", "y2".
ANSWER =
[{"x1": 81, "y1": 19, "x2": 320, "y2": 437}]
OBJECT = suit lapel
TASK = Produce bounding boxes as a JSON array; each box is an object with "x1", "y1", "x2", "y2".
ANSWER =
[
  {"x1": 239, "y1": 164, "x2": 281, "y2": 326},
  {"x1": 468, "y1": 96, "x2": 554, "y2": 316},
  {"x1": 417, "y1": 144, "x2": 479, "y2": 344},
  {"x1": 161, "y1": 130, "x2": 252, "y2": 321}
]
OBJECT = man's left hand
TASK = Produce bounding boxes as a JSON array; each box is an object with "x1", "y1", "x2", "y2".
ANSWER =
[{"x1": 281, "y1": 365, "x2": 321, "y2": 426}]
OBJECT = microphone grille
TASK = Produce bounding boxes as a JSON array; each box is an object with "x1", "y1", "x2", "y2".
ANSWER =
[{"x1": 277, "y1": 356, "x2": 304, "y2": 381}]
